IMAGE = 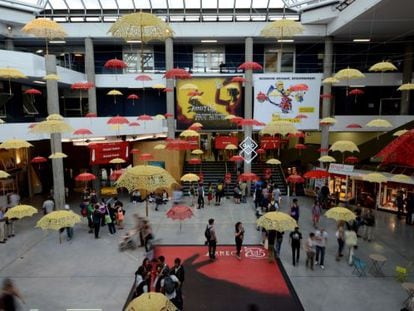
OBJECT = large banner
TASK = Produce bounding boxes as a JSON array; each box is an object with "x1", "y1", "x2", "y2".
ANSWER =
[
  {"x1": 253, "y1": 73, "x2": 322, "y2": 130},
  {"x1": 176, "y1": 77, "x2": 243, "y2": 130},
  {"x1": 89, "y1": 142, "x2": 129, "y2": 165},
  {"x1": 215, "y1": 136, "x2": 238, "y2": 149}
]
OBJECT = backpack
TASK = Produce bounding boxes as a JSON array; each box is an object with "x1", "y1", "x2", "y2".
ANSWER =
[
  {"x1": 163, "y1": 276, "x2": 176, "y2": 295},
  {"x1": 217, "y1": 184, "x2": 223, "y2": 191},
  {"x1": 204, "y1": 225, "x2": 211, "y2": 241}
]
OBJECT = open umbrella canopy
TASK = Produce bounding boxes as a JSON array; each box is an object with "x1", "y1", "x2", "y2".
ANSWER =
[
  {"x1": 36, "y1": 210, "x2": 81, "y2": 231},
  {"x1": 260, "y1": 18, "x2": 304, "y2": 39},
  {"x1": 256, "y1": 211, "x2": 297, "y2": 231},
  {"x1": 109, "y1": 158, "x2": 126, "y2": 164},
  {"x1": 0, "y1": 170, "x2": 10, "y2": 178},
  {"x1": 334, "y1": 67, "x2": 365, "y2": 80},
  {"x1": 225, "y1": 144, "x2": 238, "y2": 150},
  {"x1": 152, "y1": 83, "x2": 166, "y2": 89},
  {"x1": 0, "y1": 139, "x2": 33, "y2": 149},
  {"x1": 116, "y1": 165, "x2": 177, "y2": 192},
  {"x1": 139, "y1": 153, "x2": 154, "y2": 161},
  {"x1": 135, "y1": 74, "x2": 152, "y2": 81},
  {"x1": 104, "y1": 58, "x2": 128, "y2": 69},
  {"x1": 163, "y1": 88, "x2": 174, "y2": 93},
  {"x1": 393, "y1": 129, "x2": 408, "y2": 137},
  {"x1": 286, "y1": 174, "x2": 305, "y2": 183},
  {"x1": 238, "y1": 61, "x2": 263, "y2": 71},
  {"x1": 261, "y1": 120, "x2": 297, "y2": 136},
  {"x1": 304, "y1": 170, "x2": 330, "y2": 179},
  {"x1": 43, "y1": 74, "x2": 60, "y2": 81},
  {"x1": 22, "y1": 18, "x2": 66, "y2": 39},
  {"x1": 330, "y1": 140, "x2": 359, "y2": 153},
  {"x1": 71, "y1": 82, "x2": 94, "y2": 90},
  {"x1": 0, "y1": 68, "x2": 26, "y2": 80},
  {"x1": 322, "y1": 76, "x2": 339, "y2": 84},
  {"x1": 31, "y1": 119, "x2": 73, "y2": 134},
  {"x1": 164, "y1": 68, "x2": 192, "y2": 79},
  {"x1": 179, "y1": 129, "x2": 200, "y2": 138},
  {"x1": 295, "y1": 144, "x2": 307, "y2": 150},
  {"x1": 397, "y1": 83, "x2": 414, "y2": 91},
  {"x1": 73, "y1": 128, "x2": 93, "y2": 135},
  {"x1": 75, "y1": 173, "x2": 96, "y2": 182},
  {"x1": 180, "y1": 83, "x2": 198, "y2": 90},
  {"x1": 180, "y1": 173, "x2": 200, "y2": 182},
  {"x1": 369, "y1": 61, "x2": 398, "y2": 72},
  {"x1": 128, "y1": 94, "x2": 139, "y2": 100},
  {"x1": 191, "y1": 149, "x2": 204, "y2": 155},
  {"x1": 346, "y1": 123, "x2": 362, "y2": 129},
  {"x1": 391, "y1": 174, "x2": 413, "y2": 183},
  {"x1": 24, "y1": 88, "x2": 42, "y2": 95},
  {"x1": 107, "y1": 115, "x2": 129, "y2": 125},
  {"x1": 107, "y1": 89, "x2": 123, "y2": 96},
  {"x1": 49, "y1": 152, "x2": 67, "y2": 159},
  {"x1": 166, "y1": 139, "x2": 192, "y2": 150},
  {"x1": 5, "y1": 204, "x2": 38, "y2": 219},
  {"x1": 231, "y1": 76, "x2": 247, "y2": 83},
  {"x1": 137, "y1": 114, "x2": 153, "y2": 121},
  {"x1": 84, "y1": 112, "x2": 97, "y2": 118},
  {"x1": 363, "y1": 172, "x2": 387, "y2": 183},
  {"x1": 318, "y1": 155, "x2": 336, "y2": 163},
  {"x1": 325, "y1": 207, "x2": 356, "y2": 222},
  {"x1": 374, "y1": 129, "x2": 414, "y2": 167},
  {"x1": 239, "y1": 173, "x2": 259, "y2": 182},
  {"x1": 154, "y1": 144, "x2": 166, "y2": 150},
  {"x1": 320, "y1": 117, "x2": 337, "y2": 125},
  {"x1": 230, "y1": 155, "x2": 245, "y2": 162},
  {"x1": 188, "y1": 158, "x2": 202, "y2": 165},
  {"x1": 31, "y1": 156, "x2": 47, "y2": 164},
  {"x1": 348, "y1": 88, "x2": 364, "y2": 96},
  {"x1": 125, "y1": 292, "x2": 176, "y2": 311},
  {"x1": 166, "y1": 205, "x2": 194, "y2": 220},
  {"x1": 266, "y1": 158, "x2": 281, "y2": 165},
  {"x1": 366, "y1": 119, "x2": 392, "y2": 128}
]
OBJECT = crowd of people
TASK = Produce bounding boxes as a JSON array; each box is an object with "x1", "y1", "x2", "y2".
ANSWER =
[{"x1": 0, "y1": 192, "x2": 20, "y2": 244}]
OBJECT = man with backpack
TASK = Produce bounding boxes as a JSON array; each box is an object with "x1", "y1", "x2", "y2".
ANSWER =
[
  {"x1": 205, "y1": 218, "x2": 217, "y2": 260},
  {"x1": 161, "y1": 270, "x2": 181, "y2": 310}
]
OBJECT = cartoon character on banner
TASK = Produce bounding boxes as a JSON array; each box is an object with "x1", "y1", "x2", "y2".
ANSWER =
[
  {"x1": 214, "y1": 78, "x2": 242, "y2": 115},
  {"x1": 264, "y1": 81, "x2": 308, "y2": 114}
]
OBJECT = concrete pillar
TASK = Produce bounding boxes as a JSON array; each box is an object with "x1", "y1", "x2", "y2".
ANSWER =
[
  {"x1": 244, "y1": 37, "x2": 254, "y2": 176},
  {"x1": 5, "y1": 39, "x2": 14, "y2": 51},
  {"x1": 45, "y1": 55, "x2": 66, "y2": 210},
  {"x1": 165, "y1": 38, "x2": 175, "y2": 138},
  {"x1": 400, "y1": 42, "x2": 413, "y2": 115},
  {"x1": 320, "y1": 37, "x2": 333, "y2": 160}
]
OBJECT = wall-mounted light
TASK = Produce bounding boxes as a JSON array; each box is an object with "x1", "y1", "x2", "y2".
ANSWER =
[{"x1": 353, "y1": 38, "x2": 370, "y2": 42}]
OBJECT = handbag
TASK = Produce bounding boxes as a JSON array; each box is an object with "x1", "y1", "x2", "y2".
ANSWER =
[{"x1": 105, "y1": 214, "x2": 112, "y2": 224}]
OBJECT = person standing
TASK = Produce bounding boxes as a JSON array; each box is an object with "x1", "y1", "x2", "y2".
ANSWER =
[
  {"x1": 234, "y1": 222, "x2": 244, "y2": 260},
  {"x1": 92, "y1": 204, "x2": 102, "y2": 239},
  {"x1": 105, "y1": 202, "x2": 116, "y2": 235},
  {"x1": 289, "y1": 227, "x2": 302, "y2": 266},
  {"x1": 311, "y1": 199, "x2": 322, "y2": 228},
  {"x1": 205, "y1": 218, "x2": 217, "y2": 260},
  {"x1": 336, "y1": 222, "x2": 345, "y2": 261},
  {"x1": 0, "y1": 278, "x2": 25, "y2": 310},
  {"x1": 395, "y1": 190, "x2": 405, "y2": 219},
  {"x1": 42, "y1": 197, "x2": 54, "y2": 215},
  {"x1": 275, "y1": 231, "x2": 284, "y2": 258},
  {"x1": 345, "y1": 225, "x2": 358, "y2": 265},
  {"x1": 197, "y1": 183, "x2": 205, "y2": 209},
  {"x1": 63, "y1": 204, "x2": 74, "y2": 241},
  {"x1": 363, "y1": 209, "x2": 375, "y2": 242},
  {"x1": 405, "y1": 193, "x2": 414, "y2": 225},
  {"x1": 314, "y1": 227, "x2": 328, "y2": 269},
  {"x1": 0, "y1": 207, "x2": 6, "y2": 244},
  {"x1": 240, "y1": 181, "x2": 247, "y2": 203},
  {"x1": 305, "y1": 233, "x2": 316, "y2": 270},
  {"x1": 272, "y1": 185, "x2": 281, "y2": 205},
  {"x1": 215, "y1": 180, "x2": 224, "y2": 206},
  {"x1": 6, "y1": 192, "x2": 20, "y2": 239},
  {"x1": 290, "y1": 198, "x2": 300, "y2": 222},
  {"x1": 207, "y1": 182, "x2": 214, "y2": 206},
  {"x1": 171, "y1": 257, "x2": 185, "y2": 309}
]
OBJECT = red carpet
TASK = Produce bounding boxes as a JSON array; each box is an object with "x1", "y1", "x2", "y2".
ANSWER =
[{"x1": 154, "y1": 245, "x2": 304, "y2": 311}]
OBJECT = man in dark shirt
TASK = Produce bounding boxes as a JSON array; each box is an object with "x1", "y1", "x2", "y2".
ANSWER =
[{"x1": 289, "y1": 227, "x2": 303, "y2": 266}]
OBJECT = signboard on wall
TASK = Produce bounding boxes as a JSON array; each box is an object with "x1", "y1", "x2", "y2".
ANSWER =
[
  {"x1": 89, "y1": 142, "x2": 129, "y2": 165},
  {"x1": 214, "y1": 136, "x2": 238, "y2": 149},
  {"x1": 253, "y1": 73, "x2": 322, "y2": 130},
  {"x1": 176, "y1": 77, "x2": 243, "y2": 130}
]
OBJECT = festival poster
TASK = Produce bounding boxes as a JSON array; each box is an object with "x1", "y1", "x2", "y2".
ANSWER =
[
  {"x1": 176, "y1": 77, "x2": 243, "y2": 130},
  {"x1": 253, "y1": 73, "x2": 322, "y2": 130}
]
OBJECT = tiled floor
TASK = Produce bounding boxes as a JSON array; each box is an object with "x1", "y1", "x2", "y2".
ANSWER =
[{"x1": 0, "y1": 193, "x2": 412, "y2": 310}]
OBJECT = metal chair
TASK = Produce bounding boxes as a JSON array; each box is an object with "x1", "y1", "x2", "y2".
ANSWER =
[{"x1": 352, "y1": 255, "x2": 367, "y2": 277}]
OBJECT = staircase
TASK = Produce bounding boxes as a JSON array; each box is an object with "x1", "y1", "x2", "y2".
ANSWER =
[{"x1": 182, "y1": 161, "x2": 287, "y2": 196}]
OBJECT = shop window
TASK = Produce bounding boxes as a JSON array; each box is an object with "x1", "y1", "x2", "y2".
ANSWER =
[
  {"x1": 193, "y1": 47, "x2": 225, "y2": 73},
  {"x1": 264, "y1": 47, "x2": 295, "y2": 73}
]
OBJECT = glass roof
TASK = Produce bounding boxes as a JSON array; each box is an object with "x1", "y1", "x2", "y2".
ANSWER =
[{"x1": 0, "y1": 0, "x2": 300, "y2": 22}]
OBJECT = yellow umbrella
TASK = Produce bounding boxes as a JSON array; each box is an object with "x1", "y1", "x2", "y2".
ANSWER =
[
  {"x1": 225, "y1": 114, "x2": 236, "y2": 120},
  {"x1": 47, "y1": 113, "x2": 64, "y2": 121},
  {"x1": 5, "y1": 204, "x2": 38, "y2": 219},
  {"x1": 391, "y1": 174, "x2": 412, "y2": 184},
  {"x1": 125, "y1": 292, "x2": 176, "y2": 311},
  {"x1": 154, "y1": 114, "x2": 166, "y2": 120},
  {"x1": 116, "y1": 165, "x2": 177, "y2": 216},
  {"x1": 22, "y1": 18, "x2": 67, "y2": 54},
  {"x1": 318, "y1": 155, "x2": 336, "y2": 163},
  {"x1": 261, "y1": 120, "x2": 297, "y2": 136},
  {"x1": 43, "y1": 74, "x2": 60, "y2": 81},
  {"x1": 266, "y1": 158, "x2": 282, "y2": 165},
  {"x1": 153, "y1": 144, "x2": 166, "y2": 150},
  {"x1": 320, "y1": 117, "x2": 337, "y2": 125},
  {"x1": 260, "y1": 19, "x2": 304, "y2": 39},
  {"x1": 363, "y1": 172, "x2": 387, "y2": 183},
  {"x1": 0, "y1": 119, "x2": 4, "y2": 124},
  {"x1": 109, "y1": 158, "x2": 126, "y2": 164},
  {"x1": 107, "y1": 89, "x2": 123, "y2": 104},
  {"x1": 152, "y1": 83, "x2": 166, "y2": 89},
  {"x1": 180, "y1": 83, "x2": 198, "y2": 90},
  {"x1": 256, "y1": 211, "x2": 297, "y2": 231},
  {"x1": 330, "y1": 140, "x2": 359, "y2": 153},
  {"x1": 101, "y1": 187, "x2": 118, "y2": 196},
  {"x1": 191, "y1": 149, "x2": 204, "y2": 155},
  {"x1": 334, "y1": 67, "x2": 365, "y2": 80},
  {"x1": 49, "y1": 152, "x2": 67, "y2": 159},
  {"x1": 322, "y1": 76, "x2": 339, "y2": 84},
  {"x1": 31, "y1": 119, "x2": 73, "y2": 134},
  {"x1": 192, "y1": 122, "x2": 203, "y2": 127},
  {"x1": 0, "y1": 139, "x2": 33, "y2": 149},
  {"x1": 0, "y1": 170, "x2": 10, "y2": 178},
  {"x1": 397, "y1": 83, "x2": 414, "y2": 91},
  {"x1": 366, "y1": 119, "x2": 392, "y2": 128},
  {"x1": 0, "y1": 68, "x2": 27, "y2": 95},
  {"x1": 180, "y1": 129, "x2": 200, "y2": 138},
  {"x1": 393, "y1": 129, "x2": 408, "y2": 137},
  {"x1": 369, "y1": 61, "x2": 397, "y2": 72},
  {"x1": 180, "y1": 173, "x2": 200, "y2": 182},
  {"x1": 325, "y1": 207, "x2": 356, "y2": 222},
  {"x1": 36, "y1": 210, "x2": 81, "y2": 243},
  {"x1": 225, "y1": 144, "x2": 238, "y2": 150}
]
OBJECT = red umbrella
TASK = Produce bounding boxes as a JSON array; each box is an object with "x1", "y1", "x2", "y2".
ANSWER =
[
  {"x1": 229, "y1": 155, "x2": 244, "y2": 162},
  {"x1": 295, "y1": 144, "x2": 307, "y2": 150},
  {"x1": 286, "y1": 174, "x2": 305, "y2": 183},
  {"x1": 104, "y1": 58, "x2": 127, "y2": 69},
  {"x1": 187, "y1": 90, "x2": 202, "y2": 97},
  {"x1": 73, "y1": 128, "x2": 93, "y2": 135},
  {"x1": 256, "y1": 91, "x2": 268, "y2": 102},
  {"x1": 320, "y1": 93, "x2": 333, "y2": 99},
  {"x1": 348, "y1": 88, "x2": 364, "y2": 96},
  {"x1": 166, "y1": 205, "x2": 194, "y2": 231},
  {"x1": 238, "y1": 173, "x2": 259, "y2": 182},
  {"x1": 295, "y1": 114, "x2": 308, "y2": 119},
  {"x1": 110, "y1": 169, "x2": 124, "y2": 181},
  {"x1": 135, "y1": 75, "x2": 152, "y2": 81},
  {"x1": 304, "y1": 170, "x2": 330, "y2": 179},
  {"x1": 256, "y1": 148, "x2": 265, "y2": 154},
  {"x1": 345, "y1": 156, "x2": 359, "y2": 164},
  {"x1": 165, "y1": 113, "x2": 174, "y2": 118},
  {"x1": 238, "y1": 61, "x2": 262, "y2": 71},
  {"x1": 130, "y1": 149, "x2": 140, "y2": 154},
  {"x1": 239, "y1": 118, "x2": 262, "y2": 126},
  {"x1": 25, "y1": 88, "x2": 42, "y2": 95},
  {"x1": 188, "y1": 158, "x2": 202, "y2": 165},
  {"x1": 188, "y1": 124, "x2": 202, "y2": 131},
  {"x1": 346, "y1": 123, "x2": 362, "y2": 128},
  {"x1": 139, "y1": 153, "x2": 154, "y2": 161},
  {"x1": 85, "y1": 112, "x2": 97, "y2": 118},
  {"x1": 127, "y1": 94, "x2": 139, "y2": 106},
  {"x1": 288, "y1": 131, "x2": 305, "y2": 138},
  {"x1": 230, "y1": 76, "x2": 247, "y2": 83},
  {"x1": 229, "y1": 116, "x2": 243, "y2": 125},
  {"x1": 129, "y1": 122, "x2": 140, "y2": 127},
  {"x1": 75, "y1": 172, "x2": 96, "y2": 181},
  {"x1": 137, "y1": 114, "x2": 153, "y2": 121},
  {"x1": 289, "y1": 84, "x2": 309, "y2": 92},
  {"x1": 107, "y1": 115, "x2": 129, "y2": 125},
  {"x1": 31, "y1": 156, "x2": 47, "y2": 164},
  {"x1": 317, "y1": 147, "x2": 329, "y2": 153},
  {"x1": 164, "y1": 68, "x2": 192, "y2": 79},
  {"x1": 163, "y1": 88, "x2": 174, "y2": 93}
]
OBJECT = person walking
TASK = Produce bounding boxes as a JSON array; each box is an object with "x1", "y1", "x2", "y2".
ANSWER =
[
  {"x1": 240, "y1": 181, "x2": 247, "y2": 203},
  {"x1": 305, "y1": 232, "x2": 316, "y2": 270},
  {"x1": 314, "y1": 227, "x2": 328, "y2": 269},
  {"x1": 0, "y1": 207, "x2": 6, "y2": 244},
  {"x1": 5, "y1": 192, "x2": 20, "y2": 238},
  {"x1": 275, "y1": 231, "x2": 284, "y2": 258},
  {"x1": 63, "y1": 204, "x2": 74, "y2": 241},
  {"x1": 267, "y1": 229, "x2": 276, "y2": 263},
  {"x1": 345, "y1": 224, "x2": 358, "y2": 265},
  {"x1": 336, "y1": 221, "x2": 345, "y2": 261},
  {"x1": 205, "y1": 218, "x2": 217, "y2": 260},
  {"x1": 207, "y1": 182, "x2": 214, "y2": 206},
  {"x1": 289, "y1": 227, "x2": 302, "y2": 266},
  {"x1": 0, "y1": 278, "x2": 25, "y2": 310},
  {"x1": 272, "y1": 185, "x2": 281, "y2": 205},
  {"x1": 311, "y1": 199, "x2": 322, "y2": 228},
  {"x1": 197, "y1": 183, "x2": 205, "y2": 209},
  {"x1": 395, "y1": 190, "x2": 405, "y2": 219},
  {"x1": 92, "y1": 204, "x2": 102, "y2": 239},
  {"x1": 105, "y1": 202, "x2": 116, "y2": 235},
  {"x1": 42, "y1": 196, "x2": 54, "y2": 215},
  {"x1": 215, "y1": 180, "x2": 224, "y2": 206},
  {"x1": 290, "y1": 198, "x2": 300, "y2": 222},
  {"x1": 234, "y1": 222, "x2": 244, "y2": 260},
  {"x1": 363, "y1": 209, "x2": 375, "y2": 242},
  {"x1": 405, "y1": 193, "x2": 414, "y2": 225}
]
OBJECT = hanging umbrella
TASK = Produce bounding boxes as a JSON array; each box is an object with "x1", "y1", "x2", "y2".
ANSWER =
[
  {"x1": 0, "y1": 170, "x2": 10, "y2": 178},
  {"x1": 239, "y1": 118, "x2": 262, "y2": 127},
  {"x1": 71, "y1": 82, "x2": 94, "y2": 106},
  {"x1": 188, "y1": 158, "x2": 202, "y2": 165},
  {"x1": 0, "y1": 139, "x2": 33, "y2": 149},
  {"x1": 116, "y1": 165, "x2": 178, "y2": 216},
  {"x1": 231, "y1": 77, "x2": 247, "y2": 83},
  {"x1": 107, "y1": 89, "x2": 123, "y2": 104},
  {"x1": 369, "y1": 61, "x2": 397, "y2": 72},
  {"x1": 125, "y1": 292, "x2": 176, "y2": 311},
  {"x1": 191, "y1": 149, "x2": 204, "y2": 155},
  {"x1": 36, "y1": 210, "x2": 81, "y2": 243},
  {"x1": 166, "y1": 205, "x2": 194, "y2": 231},
  {"x1": 295, "y1": 144, "x2": 307, "y2": 155},
  {"x1": 137, "y1": 114, "x2": 153, "y2": 121},
  {"x1": 0, "y1": 68, "x2": 27, "y2": 95},
  {"x1": 104, "y1": 58, "x2": 127, "y2": 70},
  {"x1": 330, "y1": 140, "x2": 359, "y2": 153},
  {"x1": 129, "y1": 122, "x2": 140, "y2": 127},
  {"x1": 180, "y1": 83, "x2": 198, "y2": 90},
  {"x1": 164, "y1": 68, "x2": 192, "y2": 79},
  {"x1": 127, "y1": 94, "x2": 139, "y2": 106},
  {"x1": 286, "y1": 174, "x2": 305, "y2": 183},
  {"x1": 363, "y1": 172, "x2": 387, "y2": 184},
  {"x1": 238, "y1": 62, "x2": 262, "y2": 71},
  {"x1": 84, "y1": 112, "x2": 97, "y2": 118},
  {"x1": 366, "y1": 119, "x2": 392, "y2": 128},
  {"x1": 334, "y1": 67, "x2": 365, "y2": 80},
  {"x1": 230, "y1": 155, "x2": 245, "y2": 162},
  {"x1": 180, "y1": 173, "x2": 200, "y2": 182},
  {"x1": 239, "y1": 173, "x2": 259, "y2": 182},
  {"x1": 391, "y1": 174, "x2": 413, "y2": 183},
  {"x1": 322, "y1": 76, "x2": 339, "y2": 84},
  {"x1": 260, "y1": 18, "x2": 304, "y2": 39},
  {"x1": 397, "y1": 83, "x2": 414, "y2": 91},
  {"x1": 164, "y1": 112, "x2": 174, "y2": 118},
  {"x1": 256, "y1": 211, "x2": 297, "y2": 232},
  {"x1": 43, "y1": 74, "x2": 60, "y2": 81},
  {"x1": 163, "y1": 87, "x2": 174, "y2": 93},
  {"x1": 225, "y1": 144, "x2": 238, "y2": 150},
  {"x1": 136, "y1": 74, "x2": 152, "y2": 82},
  {"x1": 318, "y1": 155, "x2": 336, "y2": 163},
  {"x1": 73, "y1": 128, "x2": 93, "y2": 141},
  {"x1": 107, "y1": 115, "x2": 129, "y2": 125},
  {"x1": 348, "y1": 88, "x2": 364, "y2": 101},
  {"x1": 109, "y1": 158, "x2": 126, "y2": 164},
  {"x1": 256, "y1": 92, "x2": 268, "y2": 102},
  {"x1": 393, "y1": 129, "x2": 408, "y2": 137},
  {"x1": 288, "y1": 131, "x2": 305, "y2": 139},
  {"x1": 188, "y1": 124, "x2": 202, "y2": 131},
  {"x1": 49, "y1": 152, "x2": 67, "y2": 159},
  {"x1": 5, "y1": 204, "x2": 38, "y2": 219},
  {"x1": 320, "y1": 117, "x2": 337, "y2": 126},
  {"x1": 110, "y1": 169, "x2": 124, "y2": 181},
  {"x1": 266, "y1": 158, "x2": 281, "y2": 165},
  {"x1": 24, "y1": 88, "x2": 42, "y2": 106},
  {"x1": 75, "y1": 173, "x2": 96, "y2": 182},
  {"x1": 374, "y1": 130, "x2": 414, "y2": 167},
  {"x1": 294, "y1": 114, "x2": 308, "y2": 120},
  {"x1": 154, "y1": 114, "x2": 166, "y2": 120},
  {"x1": 166, "y1": 139, "x2": 192, "y2": 151},
  {"x1": 345, "y1": 156, "x2": 359, "y2": 164},
  {"x1": 346, "y1": 123, "x2": 362, "y2": 129},
  {"x1": 180, "y1": 129, "x2": 200, "y2": 138},
  {"x1": 130, "y1": 149, "x2": 140, "y2": 155},
  {"x1": 325, "y1": 207, "x2": 356, "y2": 222},
  {"x1": 154, "y1": 144, "x2": 166, "y2": 150},
  {"x1": 152, "y1": 83, "x2": 166, "y2": 95},
  {"x1": 261, "y1": 120, "x2": 297, "y2": 136},
  {"x1": 304, "y1": 170, "x2": 330, "y2": 179},
  {"x1": 31, "y1": 119, "x2": 73, "y2": 134},
  {"x1": 139, "y1": 153, "x2": 154, "y2": 162},
  {"x1": 31, "y1": 156, "x2": 47, "y2": 164}
]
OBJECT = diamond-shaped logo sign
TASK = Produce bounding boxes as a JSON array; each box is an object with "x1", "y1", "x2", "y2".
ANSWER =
[{"x1": 239, "y1": 137, "x2": 258, "y2": 164}]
